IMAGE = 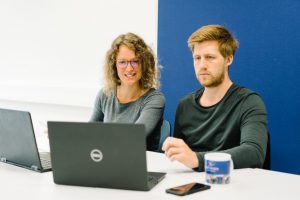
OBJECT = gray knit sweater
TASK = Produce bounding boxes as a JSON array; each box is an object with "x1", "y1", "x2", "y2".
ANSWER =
[{"x1": 90, "y1": 88, "x2": 165, "y2": 151}]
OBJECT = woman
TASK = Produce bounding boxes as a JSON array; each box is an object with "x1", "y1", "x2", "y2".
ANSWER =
[{"x1": 90, "y1": 33, "x2": 165, "y2": 151}]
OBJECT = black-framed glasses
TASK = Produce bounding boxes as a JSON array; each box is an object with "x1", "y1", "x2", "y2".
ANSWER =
[{"x1": 116, "y1": 59, "x2": 139, "y2": 68}]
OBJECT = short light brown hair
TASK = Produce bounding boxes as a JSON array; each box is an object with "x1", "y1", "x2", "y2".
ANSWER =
[
  {"x1": 188, "y1": 24, "x2": 239, "y2": 58},
  {"x1": 103, "y1": 33, "x2": 160, "y2": 95}
]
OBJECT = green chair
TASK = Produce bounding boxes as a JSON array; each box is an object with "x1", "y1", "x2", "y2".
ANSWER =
[{"x1": 158, "y1": 120, "x2": 171, "y2": 152}]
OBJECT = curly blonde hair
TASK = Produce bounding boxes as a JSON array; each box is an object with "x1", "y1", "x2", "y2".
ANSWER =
[{"x1": 103, "y1": 33, "x2": 160, "y2": 95}]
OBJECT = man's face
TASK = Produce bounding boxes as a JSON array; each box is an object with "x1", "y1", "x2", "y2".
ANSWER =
[{"x1": 192, "y1": 40, "x2": 232, "y2": 88}]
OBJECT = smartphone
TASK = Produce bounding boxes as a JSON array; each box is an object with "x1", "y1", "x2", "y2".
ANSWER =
[{"x1": 166, "y1": 182, "x2": 211, "y2": 196}]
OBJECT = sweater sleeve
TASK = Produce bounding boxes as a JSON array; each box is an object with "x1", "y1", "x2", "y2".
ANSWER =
[
  {"x1": 135, "y1": 91, "x2": 165, "y2": 137},
  {"x1": 225, "y1": 94, "x2": 268, "y2": 169},
  {"x1": 89, "y1": 90, "x2": 104, "y2": 122}
]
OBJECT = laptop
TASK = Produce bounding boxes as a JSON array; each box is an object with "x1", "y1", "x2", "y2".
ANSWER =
[
  {"x1": 0, "y1": 108, "x2": 51, "y2": 172},
  {"x1": 47, "y1": 121, "x2": 166, "y2": 191}
]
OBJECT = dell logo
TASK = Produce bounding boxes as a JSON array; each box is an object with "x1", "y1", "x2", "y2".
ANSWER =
[{"x1": 90, "y1": 149, "x2": 103, "y2": 162}]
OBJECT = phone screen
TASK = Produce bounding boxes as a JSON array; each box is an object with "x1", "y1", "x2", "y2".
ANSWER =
[{"x1": 166, "y1": 182, "x2": 211, "y2": 196}]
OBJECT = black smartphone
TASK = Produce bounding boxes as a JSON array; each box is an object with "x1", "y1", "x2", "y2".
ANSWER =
[{"x1": 166, "y1": 182, "x2": 211, "y2": 196}]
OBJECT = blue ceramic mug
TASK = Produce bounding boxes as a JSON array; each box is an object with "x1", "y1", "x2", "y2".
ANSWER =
[{"x1": 204, "y1": 153, "x2": 233, "y2": 184}]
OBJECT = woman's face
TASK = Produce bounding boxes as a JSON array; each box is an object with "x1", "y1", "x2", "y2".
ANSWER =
[{"x1": 116, "y1": 45, "x2": 142, "y2": 87}]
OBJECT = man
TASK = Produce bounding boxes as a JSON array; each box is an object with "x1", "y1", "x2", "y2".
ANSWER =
[{"x1": 162, "y1": 25, "x2": 268, "y2": 171}]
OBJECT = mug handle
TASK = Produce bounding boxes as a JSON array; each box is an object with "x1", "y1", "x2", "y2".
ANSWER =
[{"x1": 230, "y1": 158, "x2": 234, "y2": 173}]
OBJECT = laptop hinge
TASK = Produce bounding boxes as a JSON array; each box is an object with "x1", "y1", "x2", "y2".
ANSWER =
[
  {"x1": 0, "y1": 157, "x2": 7, "y2": 162},
  {"x1": 31, "y1": 165, "x2": 39, "y2": 171}
]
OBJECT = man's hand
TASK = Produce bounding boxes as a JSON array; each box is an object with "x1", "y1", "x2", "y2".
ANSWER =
[{"x1": 162, "y1": 137, "x2": 199, "y2": 169}]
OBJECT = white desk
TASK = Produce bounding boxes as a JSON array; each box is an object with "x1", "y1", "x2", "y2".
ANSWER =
[{"x1": 1, "y1": 151, "x2": 299, "y2": 200}]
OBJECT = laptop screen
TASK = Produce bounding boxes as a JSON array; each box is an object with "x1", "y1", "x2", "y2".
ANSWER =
[
  {"x1": 48, "y1": 121, "x2": 157, "y2": 190},
  {"x1": 0, "y1": 108, "x2": 46, "y2": 171}
]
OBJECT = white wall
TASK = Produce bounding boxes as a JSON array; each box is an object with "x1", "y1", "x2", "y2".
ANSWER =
[
  {"x1": 0, "y1": 0, "x2": 158, "y2": 149},
  {"x1": 0, "y1": 0, "x2": 158, "y2": 107}
]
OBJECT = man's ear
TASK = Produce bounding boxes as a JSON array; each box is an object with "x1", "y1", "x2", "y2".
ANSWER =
[{"x1": 226, "y1": 55, "x2": 234, "y2": 66}]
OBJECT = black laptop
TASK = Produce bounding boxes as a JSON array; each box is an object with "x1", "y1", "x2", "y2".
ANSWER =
[
  {"x1": 47, "y1": 121, "x2": 166, "y2": 191},
  {"x1": 0, "y1": 108, "x2": 51, "y2": 172}
]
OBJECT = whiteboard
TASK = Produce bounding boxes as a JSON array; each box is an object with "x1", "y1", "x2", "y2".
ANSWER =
[{"x1": 0, "y1": 0, "x2": 158, "y2": 107}]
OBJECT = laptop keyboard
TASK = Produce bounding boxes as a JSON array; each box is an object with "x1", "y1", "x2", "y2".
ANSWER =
[
  {"x1": 148, "y1": 176, "x2": 155, "y2": 182},
  {"x1": 148, "y1": 175, "x2": 159, "y2": 186},
  {"x1": 148, "y1": 172, "x2": 165, "y2": 183},
  {"x1": 39, "y1": 152, "x2": 52, "y2": 169}
]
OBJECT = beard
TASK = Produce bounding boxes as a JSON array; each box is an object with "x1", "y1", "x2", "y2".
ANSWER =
[{"x1": 198, "y1": 68, "x2": 225, "y2": 88}]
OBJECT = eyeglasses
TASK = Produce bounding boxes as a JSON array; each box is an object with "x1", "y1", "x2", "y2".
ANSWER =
[{"x1": 116, "y1": 59, "x2": 139, "y2": 68}]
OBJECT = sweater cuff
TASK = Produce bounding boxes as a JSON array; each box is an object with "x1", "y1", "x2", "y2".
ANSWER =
[{"x1": 193, "y1": 152, "x2": 205, "y2": 172}]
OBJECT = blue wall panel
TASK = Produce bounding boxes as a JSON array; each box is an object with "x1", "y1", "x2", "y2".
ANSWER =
[{"x1": 158, "y1": 0, "x2": 300, "y2": 174}]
